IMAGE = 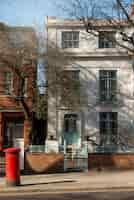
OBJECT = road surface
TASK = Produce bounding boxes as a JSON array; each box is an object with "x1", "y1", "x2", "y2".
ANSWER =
[{"x1": 0, "y1": 191, "x2": 134, "y2": 200}]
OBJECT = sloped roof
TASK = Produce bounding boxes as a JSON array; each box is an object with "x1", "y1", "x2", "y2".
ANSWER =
[{"x1": 0, "y1": 22, "x2": 37, "y2": 56}]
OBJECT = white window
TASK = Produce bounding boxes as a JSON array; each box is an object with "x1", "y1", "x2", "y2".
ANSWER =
[
  {"x1": 62, "y1": 31, "x2": 79, "y2": 48},
  {"x1": 99, "y1": 70, "x2": 117, "y2": 102},
  {"x1": 99, "y1": 32, "x2": 115, "y2": 48},
  {"x1": 60, "y1": 70, "x2": 80, "y2": 106}
]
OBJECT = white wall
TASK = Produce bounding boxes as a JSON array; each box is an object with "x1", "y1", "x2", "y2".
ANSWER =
[{"x1": 46, "y1": 18, "x2": 134, "y2": 152}]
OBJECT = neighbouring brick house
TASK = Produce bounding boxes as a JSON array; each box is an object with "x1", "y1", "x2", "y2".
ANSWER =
[
  {"x1": 0, "y1": 23, "x2": 37, "y2": 170},
  {"x1": 46, "y1": 13, "x2": 134, "y2": 171}
]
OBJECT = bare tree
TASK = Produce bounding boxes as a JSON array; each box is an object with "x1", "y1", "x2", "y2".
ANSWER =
[
  {"x1": 46, "y1": 41, "x2": 81, "y2": 110},
  {"x1": 58, "y1": 0, "x2": 134, "y2": 53},
  {"x1": 0, "y1": 23, "x2": 39, "y2": 145},
  {"x1": 55, "y1": 0, "x2": 134, "y2": 151}
]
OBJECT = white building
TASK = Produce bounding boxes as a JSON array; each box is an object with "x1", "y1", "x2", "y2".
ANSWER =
[{"x1": 45, "y1": 16, "x2": 134, "y2": 163}]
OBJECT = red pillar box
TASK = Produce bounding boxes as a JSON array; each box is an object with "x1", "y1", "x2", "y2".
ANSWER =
[{"x1": 4, "y1": 148, "x2": 21, "y2": 186}]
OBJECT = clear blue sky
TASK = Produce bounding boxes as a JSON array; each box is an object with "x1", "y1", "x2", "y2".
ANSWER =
[
  {"x1": 0, "y1": 0, "x2": 131, "y2": 31},
  {"x1": 0, "y1": 0, "x2": 64, "y2": 30}
]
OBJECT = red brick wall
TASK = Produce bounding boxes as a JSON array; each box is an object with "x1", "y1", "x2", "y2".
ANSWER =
[
  {"x1": 0, "y1": 65, "x2": 36, "y2": 148},
  {"x1": 0, "y1": 65, "x2": 36, "y2": 110},
  {"x1": 88, "y1": 153, "x2": 134, "y2": 170},
  {"x1": 25, "y1": 153, "x2": 64, "y2": 174}
]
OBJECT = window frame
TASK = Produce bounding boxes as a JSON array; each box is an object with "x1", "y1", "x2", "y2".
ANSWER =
[
  {"x1": 60, "y1": 70, "x2": 80, "y2": 106},
  {"x1": 99, "y1": 31, "x2": 116, "y2": 48},
  {"x1": 23, "y1": 77, "x2": 28, "y2": 97},
  {"x1": 4, "y1": 71, "x2": 13, "y2": 95},
  {"x1": 62, "y1": 31, "x2": 79, "y2": 49},
  {"x1": 99, "y1": 112, "x2": 118, "y2": 149},
  {"x1": 99, "y1": 70, "x2": 117, "y2": 102},
  {"x1": 4, "y1": 120, "x2": 24, "y2": 148}
]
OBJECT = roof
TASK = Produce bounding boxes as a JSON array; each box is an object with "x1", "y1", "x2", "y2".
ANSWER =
[
  {"x1": 0, "y1": 22, "x2": 38, "y2": 55},
  {"x1": 45, "y1": 16, "x2": 129, "y2": 28}
]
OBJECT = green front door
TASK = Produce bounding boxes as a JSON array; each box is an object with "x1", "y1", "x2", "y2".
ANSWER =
[{"x1": 64, "y1": 114, "x2": 80, "y2": 147}]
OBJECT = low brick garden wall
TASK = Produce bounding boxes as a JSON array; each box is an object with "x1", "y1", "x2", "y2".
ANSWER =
[
  {"x1": 88, "y1": 153, "x2": 134, "y2": 170},
  {"x1": 25, "y1": 152, "x2": 64, "y2": 174}
]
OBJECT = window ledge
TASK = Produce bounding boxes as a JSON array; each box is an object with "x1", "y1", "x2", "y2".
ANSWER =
[{"x1": 60, "y1": 49, "x2": 128, "y2": 57}]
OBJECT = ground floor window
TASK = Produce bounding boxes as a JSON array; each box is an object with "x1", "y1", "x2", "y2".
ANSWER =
[
  {"x1": 4, "y1": 120, "x2": 24, "y2": 148},
  {"x1": 99, "y1": 112, "x2": 117, "y2": 151}
]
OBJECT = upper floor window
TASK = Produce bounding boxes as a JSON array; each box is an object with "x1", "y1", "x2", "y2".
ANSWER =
[
  {"x1": 60, "y1": 70, "x2": 80, "y2": 107},
  {"x1": 62, "y1": 31, "x2": 79, "y2": 49},
  {"x1": 99, "y1": 32, "x2": 115, "y2": 48},
  {"x1": 4, "y1": 72, "x2": 12, "y2": 95},
  {"x1": 99, "y1": 70, "x2": 117, "y2": 102},
  {"x1": 18, "y1": 77, "x2": 28, "y2": 98}
]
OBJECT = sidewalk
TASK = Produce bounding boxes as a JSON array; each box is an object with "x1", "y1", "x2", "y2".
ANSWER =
[{"x1": 1, "y1": 170, "x2": 134, "y2": 195}]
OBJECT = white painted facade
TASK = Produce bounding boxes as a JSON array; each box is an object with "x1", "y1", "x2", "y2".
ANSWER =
[{"x1": 46, "y1": 17, "x2": 134, "y2": 154}]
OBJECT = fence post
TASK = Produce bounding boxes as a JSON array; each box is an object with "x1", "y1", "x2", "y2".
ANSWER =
[{"x1": 63, "y1": 140, "x2": 67, "y2": 172}]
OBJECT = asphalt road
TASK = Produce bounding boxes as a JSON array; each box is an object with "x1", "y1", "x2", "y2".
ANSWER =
[{"x1": 0, "y1": 191, "x2": 134, "y2": 200}]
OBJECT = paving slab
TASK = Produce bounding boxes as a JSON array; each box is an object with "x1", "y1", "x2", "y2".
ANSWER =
[{"x1": 1, "y1": 171, "x2": 134, "y2": 195}]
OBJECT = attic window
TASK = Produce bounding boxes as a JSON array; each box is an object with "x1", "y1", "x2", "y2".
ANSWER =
[
  {"x1": 99, "y1": 32, "x2": 115, "y2": 48},
  {"x1": 62, "y1": 31, "x2": 79, "y2": 48}
]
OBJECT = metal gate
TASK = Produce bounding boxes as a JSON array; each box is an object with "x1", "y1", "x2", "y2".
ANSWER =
[{"x1": 63, "y1": 141, "x2": 88, "y2": 172}]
